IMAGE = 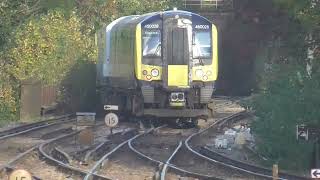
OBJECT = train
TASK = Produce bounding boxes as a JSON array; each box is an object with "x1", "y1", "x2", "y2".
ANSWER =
[{"x1": 96, "y1": 9, "x2": 218, "y2": 126}]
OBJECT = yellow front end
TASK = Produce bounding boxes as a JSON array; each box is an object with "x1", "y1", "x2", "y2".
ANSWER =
[
  {"x1": 192, "y1": 24, "x2": 218, "y2": 82},
  {"x1": 135, "y1": 23, "x2": 218, "y2": 83},
  {"x1": 167, "y1": 65, "x2": 189, "y2": 88}
]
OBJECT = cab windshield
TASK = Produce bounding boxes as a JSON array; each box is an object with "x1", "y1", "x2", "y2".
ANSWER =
[
  {"x1": 193, "y1": 31, "x2": 211, "y2": 58},
  {"x1": 143, "y1": 30, "x2": 161, "y2": 57}
]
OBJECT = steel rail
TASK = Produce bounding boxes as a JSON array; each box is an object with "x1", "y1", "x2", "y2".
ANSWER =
[
  {"x1": 0, "y1": 114, "x2": 71, "y2": 136},
  {"x1": 160, "y1": 141, "x2": 182, "y2": 180},
  {"x1": 82, "y1": 126, "x2": 166, "y2": 180},
  {"x1": 0, "y1": 145, "x2": 39, "y2": 171},
  {"x1": 39, "y1": 131, "x2": 111, "y2": 180},
  {"x1": 52, "y1": 147, "x2": 73, "y2": 164},
  {"x1": 128, "y1": 127, "x2": 219, "y2": 179},
  {"x1": 200, "y1": 110, "x2": 248, "y2": 133},
  {"x1": 185, "y1": 111, "x2": 309, "y2": 180},
  {"x1": 84, "y1": 140, "x2": 111, "y2": 163},
  {"x1": 200, "y1": 146, "x2": 309, "y2": 180},
  {"x1": 0, "y1": 114, "x2": 74, "y2": 140}
]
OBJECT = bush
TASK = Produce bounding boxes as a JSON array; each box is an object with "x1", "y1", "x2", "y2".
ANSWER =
[
  {"x1": 7, "y1": 10, "x2": 96, "y2": 85},
  {"x1": 245, "y1": 47, "x2": 320, "y2": 171},
  {"x1": 243, "y1": 0, "x2": 320, "y2": 171},
  {"x1": 0, "y1": 80, "x2": 18, "y2": 125},
  {"x1": 59, "y1": 60, "x2": 97, "y2": 113}
]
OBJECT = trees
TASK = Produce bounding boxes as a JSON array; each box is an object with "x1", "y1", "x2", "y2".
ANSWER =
[
  {"x1": 0, "y1": 0, "x2": 182, "y2": 123},
  {"x1": 8, "y1": 11, "x2": 95, "y2": 85},
  {"x1": 245, "y1": 0, "x2": 320, "y2": 171}
]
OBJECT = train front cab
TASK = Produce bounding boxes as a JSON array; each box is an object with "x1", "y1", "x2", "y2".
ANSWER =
[{"x1": 134, "y1": 11, "x2": 218, "y2": 119}]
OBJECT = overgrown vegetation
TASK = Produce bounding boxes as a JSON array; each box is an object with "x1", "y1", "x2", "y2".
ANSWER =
[
  {"x1": 243, "y1": 0, "x2": 320, "y2": 171},
  {"x1": 8, "y1": 11, "x2": 96, "y2": 84},
  {"x1": 0, "y1": 0, "x2": 182, "y2": 124}
]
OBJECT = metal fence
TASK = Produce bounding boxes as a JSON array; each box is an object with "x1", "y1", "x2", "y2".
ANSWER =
[{"x1": 184, "y1": 0, "x2": 234, "y2": 11}]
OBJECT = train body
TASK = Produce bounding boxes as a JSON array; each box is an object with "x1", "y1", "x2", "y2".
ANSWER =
[{"x1": 96, "y1": 9, "x2": 218, "y2": 121}]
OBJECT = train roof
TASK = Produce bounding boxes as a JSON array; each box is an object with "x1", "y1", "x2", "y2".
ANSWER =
[{"x1": 107, "y1": 10, "x2": 213, "y2": 30}]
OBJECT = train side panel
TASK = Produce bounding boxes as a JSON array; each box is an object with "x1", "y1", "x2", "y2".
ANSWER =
[{"x1": 97, "y1": 19, "x2": 138, "y2": 90}]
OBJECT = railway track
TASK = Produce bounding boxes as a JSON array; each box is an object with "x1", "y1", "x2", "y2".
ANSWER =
[
  {"x1": 2, "y1": 97, "x2": 306, "y2": 179},
  {"x1": 128, "y1": 111, "x2": 262, "y2": 180},
  {"x1": 0, "y1": 114, "x2": 73, "y2": 140},
  {"x1": 1, "y1": 121, "x2": 142, "y2": 179},
  {"x1": 128, "y1": 126, "x2": 217, "y2": 180},
  {"x1": 36, "y1": 122, "x2": 142, "y2": 180},
  {"x1": 0, "y1": 115, "x2": 76, "y2": 170},
  {"x1": 0, "y1": 114, "x2": 75, "y2": 168},
  {"x1": 185, "y1": 111, "x2": 310, "y2": 180},
  {"x1": 128, "y1": 108, "x2": 310, "y2": 179},
  {"x1": 84, "y1": 125, "x2": 169, "y2": 180},
  {"x1": 38, "y1": 130, "x2": 111, "y2": 179},
  {"x1": 160, "y1": 141, "x2": 183, "y2": 180}
]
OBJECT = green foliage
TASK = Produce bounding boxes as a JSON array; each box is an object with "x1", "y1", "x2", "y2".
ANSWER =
[
  {"x1": 0, "y1": 0, "x2": 76, "y2": 123},
  {"x1": 245, "y1": 0, "x2": 320, "y2": 171},
  {"x1": 247, "y1": 64, "x2": 318, "y2": 170},
  {"x1": 116, "y1": 0, "x2": 183, "y2": 16},
  {"x1": 74, "y1": 0, "x2": 183, "y2": 33},
  {"x1": 75, "y1": 0, "x2": 118, "y2": 32},
  {"x1": 274, "y1": 0, "x2": 320, "y2": 32},
  {"x1": 0, "y1": 75, "x2": 19, "y2": 124},
  {"x1": 60, "y1": 61, "x2": 97, "y2": 112},
  {"x1": 0, "y1": 0, "x2": 70, "y2": 50},
  {"x1": 0, "y1": 0, "x2": 182, "y2": 122},
  {"x1": 7, "y1": 10, "x2": 96, "y2": 85}
]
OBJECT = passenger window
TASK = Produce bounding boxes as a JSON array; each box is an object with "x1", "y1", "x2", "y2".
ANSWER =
[
  {"x1": 193, "y1": 31, "x2": 211, "y2": 59},
  {"x1": 142, "y1": 30, "x2": 161, "y2": 57}
]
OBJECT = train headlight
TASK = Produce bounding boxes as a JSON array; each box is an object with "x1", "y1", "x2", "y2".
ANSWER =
[
  {"x1": 171, "y1": 93, "x2": 178, "y2": 101},
  {"x1": 146, "y1": 75, "x2": 152, "y2": 80},
  {"x1": 206, "y1": 71, "x2": 212, "y2": 76},
  {"x1": 203, "y1": 75, "x2": 208, "y2": 81},
  {"x1": 195, "y1": 69, "x2": 204, "y2": 78},
  {"x1": 143, "y1": 70, "x2": 148, "y2": 75},
  {"x1": 151, "y1": 69, "x2": 159, "y2": 77},
  {"x1": 178, "y1": 93, "x2": 184, "y2": 101}
]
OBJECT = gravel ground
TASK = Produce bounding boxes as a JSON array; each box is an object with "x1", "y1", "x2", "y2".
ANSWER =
[
  {"x1": 1, "y1": 98, "x2": 251, "y2": 179},
  {"x1": 97, "y1": 146, "x2": 157, "y2": 180},
  {"x1": 50, "y1": 122, "x2": 139, "y2": 170},
  {"x1": 0, "y1": 137, "x2": 43, "y2": 166},
  {"x1": 132, "y1": 127, "x2": 196, "y2": 162},
  {"x1": 1, "y1": 151, "x2": 81, "y2": 180},
  {"x1": 0, "y1": 122, "x2": 74, "y2": 167},
  {"x1": 170, "y1": 147, "x2": 266, "y2": 180}
]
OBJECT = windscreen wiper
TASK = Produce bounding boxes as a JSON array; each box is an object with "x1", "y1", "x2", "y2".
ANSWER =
[
  {"x1": 193, "y1": 43, "x2": 205, "y2": 66},
  {"x1": 198, "y1": 56, "x2": 205, "y2": 66},
  {"x1": 153, "y1": 43, "x2": 161, "y2": 56}
]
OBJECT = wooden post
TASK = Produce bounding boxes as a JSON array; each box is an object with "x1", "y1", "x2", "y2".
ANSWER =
[{"x1": 272, "y1": 164, "x2": 279, "y2": 180}]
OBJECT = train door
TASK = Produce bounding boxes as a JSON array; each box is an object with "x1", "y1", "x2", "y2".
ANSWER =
[{"x1": 162, "y1": 17, "x2": 192, "y2": 89}]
